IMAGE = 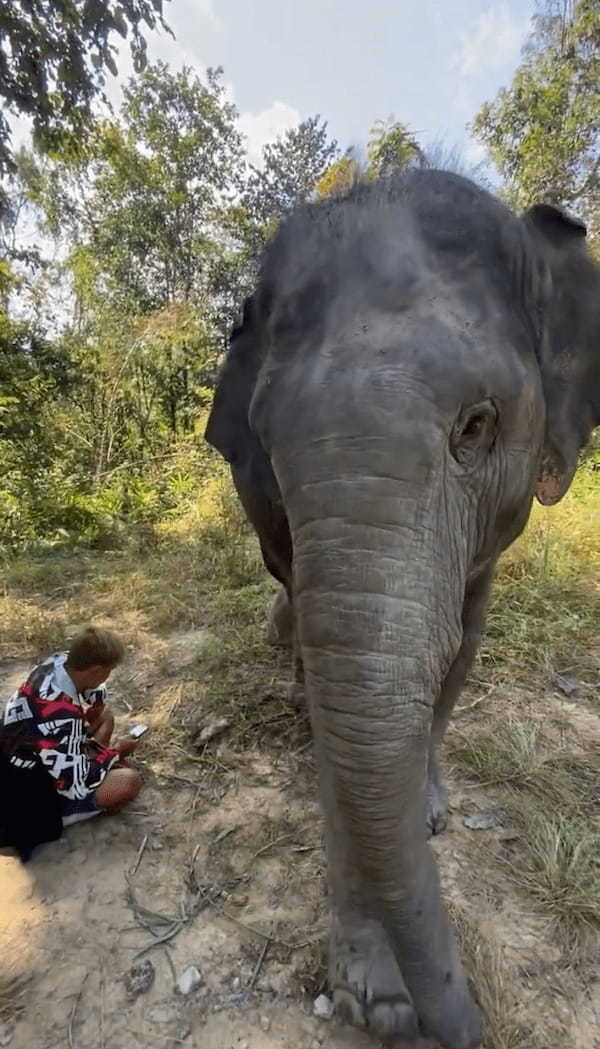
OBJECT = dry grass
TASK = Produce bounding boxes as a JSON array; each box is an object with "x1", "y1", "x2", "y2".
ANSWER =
[
  {"x1": 0, "y1": 971, "x2": 29, "y2": 1025},
  {"x1": 0, "y1": 450, "x2": 598, "y2": 1045},
  {"x1": 449, "y1": 713, "x2": 600, "y2": 952},
  {"x1": 480, "y1": 468, "x2": 600, "y2": 693},
  {"x1": 450, "y1": 902, "x2": 565, "y2": 1049},
  {"x1": 504, "y1": 800, "x2": 600, "y2": 949},
  {"x1": 447, "y1": 719, "x2": 596, "y2": 814}
]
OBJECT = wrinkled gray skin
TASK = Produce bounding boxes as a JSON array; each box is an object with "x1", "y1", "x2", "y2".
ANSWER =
[{"x1": 205, "y1": 171, "x2": 600, "y2": 1049}]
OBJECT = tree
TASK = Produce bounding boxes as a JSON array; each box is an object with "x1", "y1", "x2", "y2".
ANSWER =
[
  {"x1": 472, "y1": 0, "x2": 599, "y2": 228},
  {"x1": 0, "y1": 0, "x2": 171, "y2": 175},
  {"x1": 366, "y1": 119, "x2": 424, "y2": 179},
  {"x1": 84, "y1": 63, "x2": 245, "y2": 314},
  {"x1": 315, "y1": 153, "x2": 358, "y2": 200},
  {"x1": 315, "y1": 120, "x2": 424, "y2": 201},
  {"x1": 244, "y1": 116, "x2": 338, "y2": 233}
]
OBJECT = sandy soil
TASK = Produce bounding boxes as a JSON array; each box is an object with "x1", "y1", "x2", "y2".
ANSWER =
[{"x1": 0, "y1": 645, "x2": 598, "y2": 1049}]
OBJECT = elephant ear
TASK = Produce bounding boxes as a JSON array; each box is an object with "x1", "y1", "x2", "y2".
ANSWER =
[
  {"x1": 524, "y1": 204, "x2": 600, "y2": 506},
  {"x1": 205, "y1": 297, "x2": 260, "y2": 466}
]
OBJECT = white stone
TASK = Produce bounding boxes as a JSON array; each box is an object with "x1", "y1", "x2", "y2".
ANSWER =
[
  {"x1": 197, "y1": 717, "x2": 230, "y2": 744},
  {"x1": 260, "y1": 1015, "x2": 271, "y2": 1032},
  {"x1": 313, "y1": 994, "x2": 334, "y2": 1020},
  {"x1": 176, "y1": 966, "x2": 203, "y2": 995}
]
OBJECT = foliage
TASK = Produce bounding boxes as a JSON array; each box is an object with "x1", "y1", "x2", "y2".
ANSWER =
[
  {"x1": 479, "y1": 468, "x2": 600, "y2": 691},
  {"x1": 315, "y1": 118, "x2": 424, "y2": 200},
  {"x1": 0, "y1": 61, "x2": 344, "y2": 550},
  {"x1": 472, "y1": 0, "x2": 599, "y2": 229},
  {"x1": 366, "y1": 118, "x2": 424, "y2": 178},
  {"x1": 243, "y1": 116, "x2": 338, "y2": 237},
  {"x1": 0, "y1": 0, "x2": 171, "y2": 175},
  {"x1": 315, "y1": 153, "x2": 358, "y2": 200}
]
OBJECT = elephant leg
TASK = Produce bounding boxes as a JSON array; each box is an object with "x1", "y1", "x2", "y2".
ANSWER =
[
  {"x1": 288, "y1": 638, "x2": 306, "y2": 708},
  {"x1": 426, "y1": 564, "x2": 495, "y2": 836},
  {"x1": 325, "y1": 811, "x2": 419, "y2": 1039},
  {"x1": 264, "y1": 587, "x2": 307, "y2": 706},
  {"x1": 330, "y1": 911, "x2": 419, "y2": 1041},
  {"x1": 266, "y1": 586, "x2": 294, "y2": 647}
]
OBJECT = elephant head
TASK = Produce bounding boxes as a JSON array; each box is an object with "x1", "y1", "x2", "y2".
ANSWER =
[{"x1": 205, "y1": 170, "x2": 599, "y2": 1049}]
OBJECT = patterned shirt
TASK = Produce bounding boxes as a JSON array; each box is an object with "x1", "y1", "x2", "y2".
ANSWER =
[{"x1": 1, "y1": 652, "x2": 119, "y2": 800}]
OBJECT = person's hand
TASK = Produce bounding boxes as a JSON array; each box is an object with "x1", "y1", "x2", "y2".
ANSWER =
[
  {"x1": 115, "y1": 738, "x2": 139, "y2": 758},
  {"x1": 85, "y1": 701, "x2": 105, "y2": 724}
]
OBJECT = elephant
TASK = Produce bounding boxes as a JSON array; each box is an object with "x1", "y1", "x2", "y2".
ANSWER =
[{"x1": 205, "y1": 169, "x2": 599, "y2": 1049}]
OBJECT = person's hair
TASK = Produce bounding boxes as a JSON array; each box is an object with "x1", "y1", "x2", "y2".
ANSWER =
[{"x1": 65, "y1": 626, "x2": 125, "y2": 671}]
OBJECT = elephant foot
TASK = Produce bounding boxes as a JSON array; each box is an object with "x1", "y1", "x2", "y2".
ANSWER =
[
  {"x1": 329, "y1": 913, "x2": 419, "y2": 1041},
  {"x1": 426, "y1": 775, "x2": 448, "y2": 837}
]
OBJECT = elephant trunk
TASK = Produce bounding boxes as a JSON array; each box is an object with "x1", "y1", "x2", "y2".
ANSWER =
[{"x1": 274, "y1": 438, "x2": 477, "y2": 1044}]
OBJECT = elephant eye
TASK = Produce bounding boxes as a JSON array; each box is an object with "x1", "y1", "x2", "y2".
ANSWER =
[
  {"x1": 460, "y1": 414, "x2": 485, "y2": 438},
  {"x1": 450, "y1": 400, "x2": 498, "y2": 466}
]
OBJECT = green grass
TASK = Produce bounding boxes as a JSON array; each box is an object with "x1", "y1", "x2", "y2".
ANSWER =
[
  {"x1": 447, "y1": 720, "x2": 597, "y2": 814},
  {"x1": 504, "y1": 802, "x2": 600, "y2": 947},
  {"x1": 479, "y1": 468, "x2": 600, "y2": 692},
  {"x1": 449, "y1": 715, "x2": 600, "y2": 950}
]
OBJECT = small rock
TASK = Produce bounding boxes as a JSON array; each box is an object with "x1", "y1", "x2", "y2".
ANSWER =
[
  {"x1": 554, "y1": 673, "x2": 578, "y2": 697},
  {"x1": 463, "y1": 810, "x2": 504, "y2": 831},
  {"x1": 176, "y1": 966, "x2": 203, "y2": 995},
  {"x1": 196, "y1": 717, "x2": 231, "y2": 745},
  {"x1": 313, "y1": 994, "x2": 334, "y2": 1020},
  {"x1": 260, "y1": 1015, "x2": 271, "y2": 1032},
  {"x1": 149, "y1": 1002, "x2": 178, "y2": 1024},
  {"x1": 151, "y1": 840, "x2": 164, "y2": 851},
  {"x1": 124, "y1": 958, "x2": 155, "y2": 998},
  {"x1": 176, "y1": 1020, "x2": 192, "y2": 1042},
  {"x1": 230, "y1": 892, "x2": 249, "y2": 908},
  {"x1": 232, "y1": 976, "x2": 241, "y2": 992},
  {"x1": 0, "y1": 1020, "x2": 15, "y2": 1046}
]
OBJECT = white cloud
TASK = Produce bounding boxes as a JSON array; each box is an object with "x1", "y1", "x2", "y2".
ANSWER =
[
  {"x1": 456, "y1": 4, "x2": 528, "y2": 76},
  {"x1": 238, "y1": 101, "x2": 302, "y2": 167},
  {"x1": 463, "y1": 137, "x2": 488, "y2": 168},
  {"x1": 195, "y1": 0, "x2": 221, "y2": 31}
]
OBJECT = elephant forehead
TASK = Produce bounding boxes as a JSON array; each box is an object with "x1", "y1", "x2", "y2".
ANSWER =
[{"x1": 252, "y1": 298, "x2": 538, "y2": 452}]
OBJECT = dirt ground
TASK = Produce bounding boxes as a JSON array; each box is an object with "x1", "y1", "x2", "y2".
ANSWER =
[{"x1": 1, "y1": 634, "x2": 599, "y2": 1049}]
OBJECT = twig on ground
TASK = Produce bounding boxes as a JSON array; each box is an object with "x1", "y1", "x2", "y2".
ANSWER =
[
  {"x1": 456, "y1": 686, "x2": 496, "y2": 714},
  {"x1": 189, "y1": 784, "x2": 202, "y2": 823},
  {"x1": 249, "y1": 923, "x2": 274, "y2": 988},
  {"x1": 99, "y1": 965, "x2": 106, "y2": 1049},
  {"x1": 134, "y1": 922, "x2": 184, "y2": 958},
  {"x1": 67, "y1": 972, "x2": 87, "y2": 1049},
  {"x1": 291, "y1": 739, "x2": 312, "y2": 756},
  {"x1": 215, "y1": 903, "x2": 312, "y2": 951},
  {"x1": 174, "y1": 743, "x2": 232, "y2": 773},
  {"x1": 129, "y1": 834, "x2": 149, "y2": 876},
  {"x1": 213, "y1": 827, "x2": 237, "y2": 846},
  {"x1": 246, "y1": 834, "x2": 291, "y2": 867},
  {"x1": 161, "y1": 773, "x2": 197, "y2": 787},
  {"x1": 163, "y1": 946, "x2": 178, "y2": 990}
]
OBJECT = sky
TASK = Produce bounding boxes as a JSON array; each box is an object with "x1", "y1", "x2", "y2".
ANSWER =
[
  {"x1": 8, "y1": 1, "x2": 539, "y2": 176},
  {"x1": 128, "y1": 0, "x2": 538, "y2": 170}
]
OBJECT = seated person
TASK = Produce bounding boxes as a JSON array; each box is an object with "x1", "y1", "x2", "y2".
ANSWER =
[{"x1": 1, "y1": 626, "x2": 140, "y2": 834}]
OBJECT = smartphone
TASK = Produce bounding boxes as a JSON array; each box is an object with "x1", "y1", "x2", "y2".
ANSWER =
[{"x1": 129, "y1": 723, "x2": 149, "y2": 739}]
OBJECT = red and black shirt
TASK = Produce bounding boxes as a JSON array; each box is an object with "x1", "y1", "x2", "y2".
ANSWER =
[{"x1": 1, "y1": 652, "x2": 118, "y2": 800}]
